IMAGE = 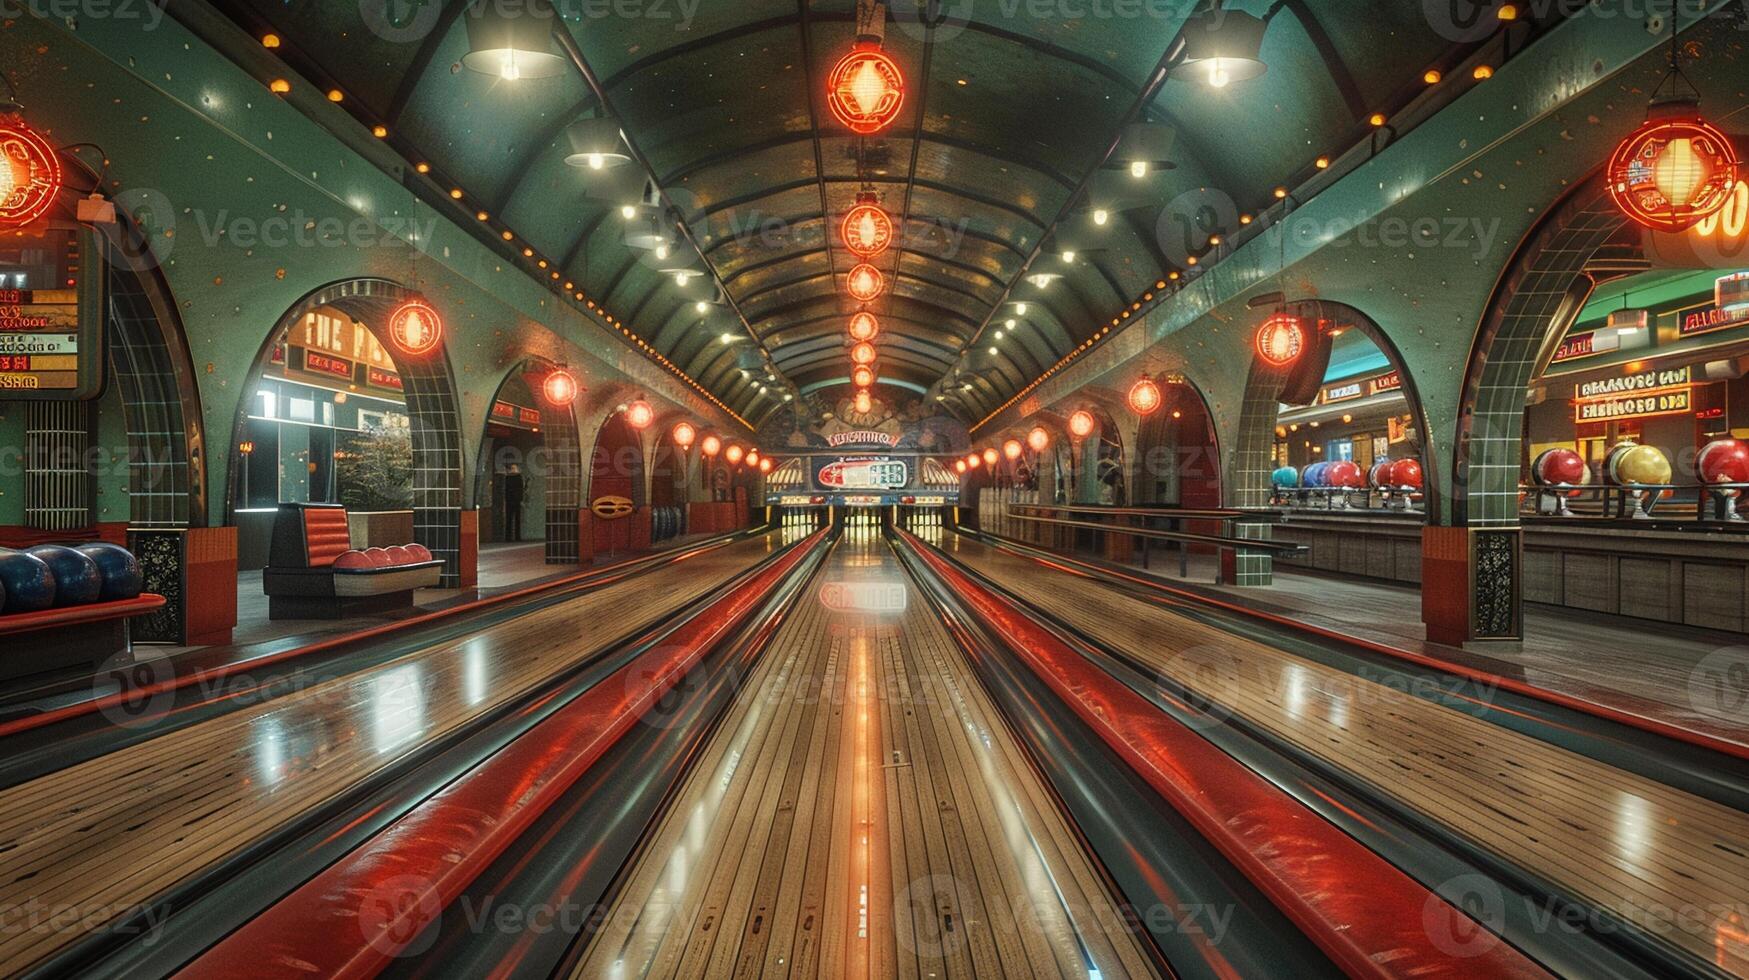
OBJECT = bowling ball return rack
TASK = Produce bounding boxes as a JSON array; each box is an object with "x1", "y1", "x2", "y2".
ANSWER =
[{"x1": 0, "y1": 594, "x2": 167, "y2": 687}]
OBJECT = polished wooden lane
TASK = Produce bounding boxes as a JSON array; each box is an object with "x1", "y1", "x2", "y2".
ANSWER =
[
  {"x1": 940, "y1": 532, "x2": 1749, "y2": 977},
  {"x1": 0, "y1": 532, "x2": 791, "y2": 976},
  {"x1": 577, "y1": 529, "x2": 1157, "y2": 979}
]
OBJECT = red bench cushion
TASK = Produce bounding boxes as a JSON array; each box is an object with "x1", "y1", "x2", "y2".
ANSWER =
[{"x1": 303, "y1": 509, "x2": 353, "y2": 568}]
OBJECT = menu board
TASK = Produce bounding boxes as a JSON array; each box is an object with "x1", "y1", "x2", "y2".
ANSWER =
[{"x1": 0, "y1": 227, "x2": 102, "y2": 399}]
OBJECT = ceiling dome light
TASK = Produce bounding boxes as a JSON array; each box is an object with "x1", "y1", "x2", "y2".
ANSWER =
[
  {"x1": 826, "y1": 44, "x2": 905, "y2": 135},
  {"x1": 850, "y1": 341, "x2": 878, "y2": 365},
  {"x1": 563, "y1": 117, "x2": 632, "y2": 170},
  {"x1": 387, "y1": 300, "x2": 443, "y2": 357},
  {"x1": 848, "y1": 310, "x2": 880, "y2": 342},
  {"x1": 1068, "y1": 410, "x2": 1096, "y2": 439},
  {"x1": 701, "y1": 434, "x2": 721, "y2": 456},
  {"x1": 1128, "y1": 377, "x2": 1162, "y2": 416},
  {"x1": 542, "y1": 369, "x2": 578, "y2": 406},
  {"x1": 842, "y1": 196, "x2": 894, "y2": 258},
  {"x1": 852, "y1": 364, "x2": 876, "y2": 388},
  {"x1": 1027, "y1": 426, "x2": 1050, "y2": 452},
  {"x1": 671, "y1": 421, "x2": 696, "y2": 448},
  {"x1": 1003, "y1": 439, "x2": 1023, "y2": 460},
  {"x1": 726, "y1": 444, "x2": 745, "y2": 465},
  {"x1": 846, "y1": 263, "x2": 885, "y2": 301},
  {"x1": 1255, "y1": 312, "x2": 1306, "y2": 366},
  {"x1": 1179, "y1": 10, "x2": 1268, "y2": 88},
  {"x1": 982, "y1": 448, "x2": 999, "y2": 466},
  {"x1": 0, "y1": 117, "x2": 63, "y2": 230},
  {"x1": 462, "y1": 2, "x2": 567, "y2": 80},
  {"x1": 1608, "y1": 106, "x2": 1739, "y2": 233},
  {"x1": 1092, "y1": 208, "x2": 1110, "y2": 226},
  {"x1": 624, "y1": 400, "x2": 654, "y2": 429}
]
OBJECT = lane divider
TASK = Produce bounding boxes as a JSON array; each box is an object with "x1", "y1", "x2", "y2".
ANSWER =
[
  {"x1": 0, "y1": 531, "x2": 752, "y2": 741},
  {"x1": 899, "y1": 529, "x2": 1551, "y2": 980},
  {"x1": 973, "y1": 531, "x2": 1749, "y2": 763},
  {"x1": 174, "y1": 528, "x2": 824, "y2": 980}
]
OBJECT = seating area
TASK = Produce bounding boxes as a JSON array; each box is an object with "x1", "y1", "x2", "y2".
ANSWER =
[{"x1": 263, "y1": 504, "x2": 444, "y2": 620}]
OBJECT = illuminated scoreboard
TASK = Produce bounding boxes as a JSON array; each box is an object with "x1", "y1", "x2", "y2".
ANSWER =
[{"x1": 0, "y1": 227, "x2": 103, "y2": 400}]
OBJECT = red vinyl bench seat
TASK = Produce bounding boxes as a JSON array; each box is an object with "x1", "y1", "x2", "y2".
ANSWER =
[{"x1": 264, "y1": 504, "x2": 443, "y2": 620}]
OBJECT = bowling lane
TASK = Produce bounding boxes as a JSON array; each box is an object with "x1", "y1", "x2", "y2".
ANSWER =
[
  {"x1": 575, "y1": 526, "x2": 1157, "y2": 979},
  {"x1": 935, "y1": 531, "x2": 1749, "y2": 977},
  {"x1": 0, "y1": 531, "x2": 791, "y2": 977}
]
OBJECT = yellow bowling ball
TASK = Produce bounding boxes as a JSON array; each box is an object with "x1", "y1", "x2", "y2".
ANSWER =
[{"x1": 1612, "y1": 444, "x2": 1673, "y2": 486}]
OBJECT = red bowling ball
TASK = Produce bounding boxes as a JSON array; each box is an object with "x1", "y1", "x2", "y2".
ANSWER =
[
  {"x1": 1368, "y1": 461, "x2": 1393, "y2": 488},
  {"x1": 332, "y1": 550, "x2": 374, "y2": 570},
  {"x1": 1531, "y1": 448, "x2": 1588, "y2": 487},
  {"x1": 383, "y1": 546, "x2": 414, "y2": 565},
  {"x1": 1388, "y1": 457, "x2": 1424, "y2": 491},
  {"x1": 364, "y1": 548, "x2": 394, "y2": 567},
  {"x1": 1699, "y1": 438, "x2": 1749, "y2": 485},
  {"x1": 1325, "y1": 460, "x2": 1365, "y2": 489},
  {"x1": 406, "y1": 544, "x2": 434, "y2": 563}
]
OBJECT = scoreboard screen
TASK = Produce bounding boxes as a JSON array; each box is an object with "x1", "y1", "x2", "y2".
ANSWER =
[
  {"x1": 815, "y1": 457, "x2": 909, "y2": 491},
  {"x1": 0, "y1": 226, "x2": 103, "y2": 400}
]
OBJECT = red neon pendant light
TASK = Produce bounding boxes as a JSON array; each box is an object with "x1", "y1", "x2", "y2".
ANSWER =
[
  {"x1": 854, "y1": 390, "x2": 873, "y2": 414},
  {"x1": 542, "y1": 369, "x2": 578, "y2": 406},
  {"x1": 842, "y1": 196, "x2": 894, "y2": 258},
  {"x1": 760, "y1": 457, "x2": 773, "y2": 474},
  {"x1": 1608, "y1": 109, "x2": 1738, "y2": 233},
  {"x1": 624, "y1": 400, "x2": 654, "y2": 429},
  {"x1": 387, "y1": 300, "x2": 443, "y2": 356},
  {"x1": 982, "y1": 448, "x2": 999, "y2": 466},
  {"x1": 851, "y1": 364, "x2": 876, "y2": 388},
  {"x1": 850, "y1": 341, "x2": 878, "y2": 365},
  {"x1": 1068, "y1": 410, "x2": 1096, "y2": 439},
  {"x1": 827, "y1": 44, "x2": 905, "y2": 135},
  {"x1": 0, "y1": 117, "x2": 61, "y2": 229},
  {"x1": 1128, "y1": 377, "x2": 1162, "y2": 416},
  {"x1": 1003, "y1": 439, "x2": 1023, "y2": 460},
  {"x1": 847, "y1": 263, "x2": 885, "y2": 302},
  {"x1": 1255, "y1": 312, "x2": 1306, "y2": 366},
  {"x1": 701, "y1": 434, "x2": 722, "y2": 456},
  {"x1": 726, "y1": 444, "x2": 745, "y2": 465},
  {"x1": 848, "y1": 310, "x2": 880, "y2": 342},
  {"x1": 671, "y1": 420, "x2": 696, "y2": 449},
  {"x1": 1027, "y1": 426, "x2": 1050, "y2": 453}
]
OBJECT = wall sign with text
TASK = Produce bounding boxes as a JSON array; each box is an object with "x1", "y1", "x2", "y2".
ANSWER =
[{"x1": 0, "y1": 226, "x2": 103, "y2": 399}]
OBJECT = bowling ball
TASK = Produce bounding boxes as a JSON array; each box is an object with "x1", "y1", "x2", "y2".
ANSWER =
[
  {"x1": 1325, "y1": 460, "x2": 1364, "y2": 489},
  {"x1": 1368, "y1": 461, "x2": 1392, "y2": 489},
  {"x1": 75, "y1": 543, "x2": 143, "y2": 601},
  {"x1": 26, "y1": 545, "x2": 100, "y2": 606},
  {"x1": 364, "y1": 548, "x2": 394, "y2": 567},
  {"x1": 1601, "y1": 442, "x2": 1640, "y2": 485},
  {"x1": 405, "y1": 544, "x2": 434, "y2": 563},
  {"x1": 383, "y1": 546, "x2": 413, "y2": 565},
  {"x1": 1271, "y1": 466, "x2": 1299, "y2": 489},
  {"x1": 1699, "y1": 439, "x2": 1749, "y2": 485},
  {"x1": 1303, "y1": 461, "x2": 1329, "y2": 488},
  {"x1": 333, "y1": 550, "x2": 374, "y2": 570},
  {"x1": 1612, "y1": 444, "x2": 1673, "y2": 486},
  {"x1": 1388, "y1": 457, "x2": 1425, "y2": 491},
  {"x1": 1531, "y1": 448, "x2": 1588, "y2": 487},
  {"x1": 0, "y1": 551, "x2": 56, "y2": 613}
]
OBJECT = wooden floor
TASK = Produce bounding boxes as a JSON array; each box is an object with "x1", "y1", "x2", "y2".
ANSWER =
[
  {"x1": 577, "y1": 528, "x2": 1157, "y2": 980},
  {"x1": 0, "y1": 532, "x2": 787, "y2": 977},
  {"x1": 942, "y1": 532, "x2": 1749, "y2": 977}
]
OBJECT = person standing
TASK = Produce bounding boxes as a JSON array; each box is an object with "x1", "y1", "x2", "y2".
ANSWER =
[{"x1": 503, "y1": 463, "x2": 525, "y2": 542}]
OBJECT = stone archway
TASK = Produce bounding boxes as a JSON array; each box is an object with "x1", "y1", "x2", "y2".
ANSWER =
[
  {"x1": 475, "y1": 358, "x2": 583, "y2": 565},
  {"x1": 228, "y1": 278, "x2": 469, "y2": 587}
]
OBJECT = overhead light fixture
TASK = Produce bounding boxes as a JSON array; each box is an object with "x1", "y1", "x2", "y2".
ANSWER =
[
  {"x1": 462, "y1": 1, "x2": 567, "y2": 80},
  {"x1": 1110, "y1": 122, "x2": 1177, "y2": 177},
  {"x1": 842, "y1": 193, "x2": 894, "y2": 258},
  {"x1": 1179, "y1": 9, "x2": 1268, "y2": 88},
  {"x1": 1026, "y1": 272, "x2": 1061, "y2": 289},
  {"x1": 695, "y1": 300, "x2": 709, "y2": 314},
  {"x1": 1093, "y1": 208, "x2": 1110, "y2": 226},
  {"x1": 846, "y1": 262, "x2": 885, "y2": 302},
  {"x1": 564, "y1": 117, "x2": 632, "y2": 170}
]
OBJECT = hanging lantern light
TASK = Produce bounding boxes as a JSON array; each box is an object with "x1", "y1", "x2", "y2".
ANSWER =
[
  {"x1": 955, "y1": 459, "x2": 967, "y2": 474},
  {"x1": 461, "y1": 1, "x2": 567, "y2": 80},
  {"x1": 746, "y1": 450, "x2": 761, "y2": 468},
  {"x1": 847, "y1": 263, "x2": 885, "y2": 302},
  {"x1": 850, "y1": 341, "x2": 878, "y2": 365},
  {"x1": 853, "y1": 389, "x2": 873, "y2": 415},
  {"x1": 1068, "y1": 410, "x2": 1096, "y2": 439},
  {"x1": 701, "y1": 434, "x2": 722, "y2": 456},
  {"x1": 1027, "y1": 426, "x2": 1051, "y2": 453},
  {"x1": 842, "y1": 195, "x2": 894, "y2": 258},
  {"x1": 542, "y1": 368, "x2": 579, "y2": 406},
  {"x1": 852, "y1": 364, "x2": 876, "y2": 388},
  {"x1": 1607, "y1": 108, "x2": 1739, "y2": 233},
  {"x1": 1255, "y1": 312, "x2": 1306, "y2": 366},
  {"x1": 827, "y1": 43, "x2": 905, "y2": 135},
  {"x1": 387, "y1": 300, "x2": 443, "y2": 357},
  {"x1": 671, "y1": 420, "x2": 697, "y2": 449},
  {"x1": 966, "y1": 453, "x2": 981, "y2": 469},
  {"x1": 849, "y1": 310, "x2": 880, "y2": 342},
  {"x1": 726, "y1": 444, "x2": 745, "y2": 465},
  {"x1": 563, "y1": 117, "x2": 632, "y2": 170},
  {"x1": 759, "y1": 457, "x2": 773, "y2": 474},
  {"x1": 0, "y1": 116, "x2": 63, "y2": 230},
  {"x1": 982, "y1": 448, "x2": 999, "y2": 467},
  {"x1": 1178, "y1": 9, "x2": 1268, "y2": 88},
  {"x1": 1128, "y1": 377, "x2": 1162, "y2": 416},
  {"x1": 1003, "y1": 439, "x2": 1023, "y2": 460},
  {"x1": 624, "y1": 399, "x2": 654, "y2": 429}
]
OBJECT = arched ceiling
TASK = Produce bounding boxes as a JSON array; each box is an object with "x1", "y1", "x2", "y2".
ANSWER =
[{"x1": 208, "y1": 0, "x2": 1512, "y2": 426}]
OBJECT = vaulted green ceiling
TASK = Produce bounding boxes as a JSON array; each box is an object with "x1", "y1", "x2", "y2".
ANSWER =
[{"x1": 206, "y1": 0, "x2": 1526, "y2": 425}]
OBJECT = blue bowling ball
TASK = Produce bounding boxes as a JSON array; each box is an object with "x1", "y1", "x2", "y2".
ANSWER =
[
  {"x1": 1271, "y1": 465, "x2": 1299, "y2": 489},
  {"x1": 77, "y1": 543, "x2": 144, "y2": 601},
  {"x1": 1302, "y1": 462, "x2": 1325, "y2": 488},
  {"x1": 25, "y1": 545, "x2": 101, "y2": 606},
  {"x1": 0, "y1": 551, "x2": 56, "y2": 613}
]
